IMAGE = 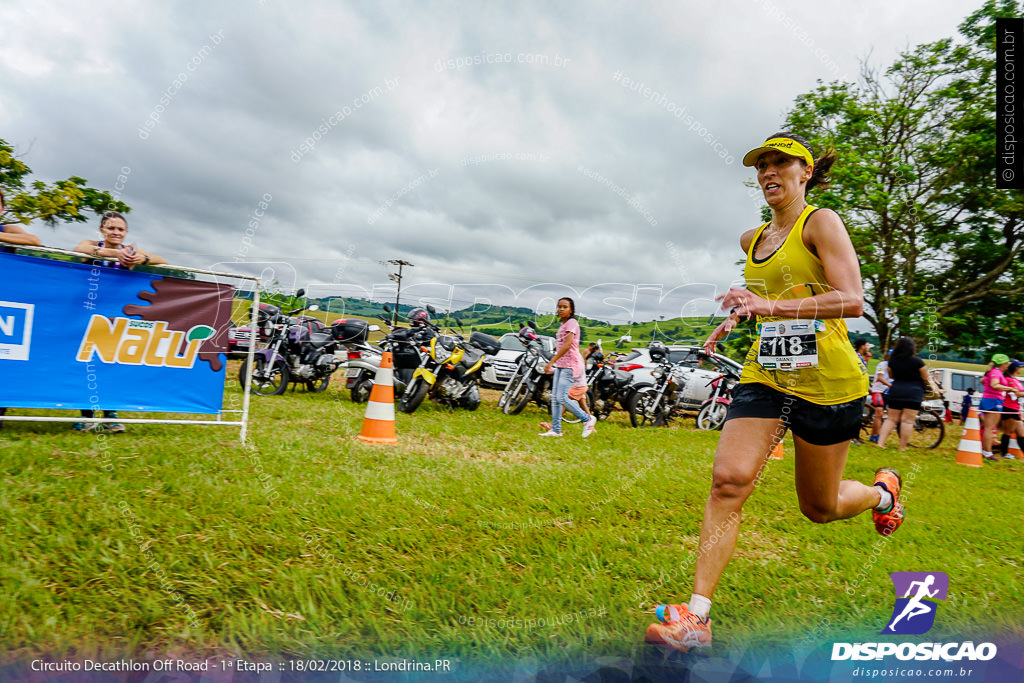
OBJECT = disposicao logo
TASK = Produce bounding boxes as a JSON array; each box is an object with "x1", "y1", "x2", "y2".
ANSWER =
[
  {"x1": 883, "y1": 571, "x2": 948, "y2": 635},
  {"x1": 76, "y1": 315, "x2": 215, "y2": 369},
  {"x1": 0, "y1": 301, "x2": 34, "y2": 361},
  {"x1": 832, "y1": 572, "x2": 997, "y2": 662}
]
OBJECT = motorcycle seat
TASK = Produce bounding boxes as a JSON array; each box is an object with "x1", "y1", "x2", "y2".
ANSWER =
[
  {"x1": 611, "y1": 369, "x2": 633, "y2": 387},
  {"x1": 461, "y1": 346, "x2": 485, "y2": 367},
  {"x1": 308, "y1": 332, "x2": 335, "y2": 348}
]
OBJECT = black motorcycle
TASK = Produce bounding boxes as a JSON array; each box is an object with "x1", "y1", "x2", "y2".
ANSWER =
[
  {"x1": 627, "y1": 348, "x2": 698, "y2": 427},
  {"x1": 378, "y1": 318, "x2": 435, "y2": 400},
  {"x1": 498, "y1": 324, "x2": 558, "y2": 416},
  {"x1": 238, "y1": 290, "x2": 343, "y2": 395},
  {"x1": 497, "y1": 322, "x2": 590, "y2": 424},
  {"x1": 341, "y1": 306, "x2": 434, "y2": 403},
  {"x1": 585, "y1": 349, "x2": 641, "y2": 420}
]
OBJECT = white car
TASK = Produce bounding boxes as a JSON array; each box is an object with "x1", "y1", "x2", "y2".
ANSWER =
[{"x1": 479, "y1": 332, "x2": 556, "y2": 389}]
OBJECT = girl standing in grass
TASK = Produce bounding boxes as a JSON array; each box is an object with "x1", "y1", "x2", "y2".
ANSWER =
[{"x1": 540, "y1": 297, "x2": 597, "y2": 438}]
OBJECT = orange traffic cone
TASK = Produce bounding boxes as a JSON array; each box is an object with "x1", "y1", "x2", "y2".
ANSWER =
[
  {"x1": 769, "y1": 441, "x2": 783, "y2": 459},
  {"x1": 955, "y1": 407, "x2": 983, "y2": 467},
  {"x1": 357, "y1": 351, "x2": 398, "y2": 445},
  {"x1": 1007, "y1": 436, "x2": 1023, "y2": 459}
]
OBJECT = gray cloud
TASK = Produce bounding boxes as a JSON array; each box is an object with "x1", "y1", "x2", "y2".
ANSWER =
[{"x1": 0, "y1": 0, "x2": 970, "y2": 327}]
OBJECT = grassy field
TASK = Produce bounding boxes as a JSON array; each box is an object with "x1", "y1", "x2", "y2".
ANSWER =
[{"x1": 1, "y1": 370, "x2": 1021, "y2": 669}]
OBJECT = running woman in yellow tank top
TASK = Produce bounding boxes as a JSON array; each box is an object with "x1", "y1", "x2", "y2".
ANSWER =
[{"x1": 644, "y1": 133, "x2": 906, "y2": 654}]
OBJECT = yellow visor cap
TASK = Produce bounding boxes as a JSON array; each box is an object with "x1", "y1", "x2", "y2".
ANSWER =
[{"x1": 743, "y1": 137, "x2": 814, "y2": 167}]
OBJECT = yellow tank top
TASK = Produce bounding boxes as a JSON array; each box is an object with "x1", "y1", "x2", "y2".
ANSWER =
[{"x1": 739, "y1": 205, "x2": 868, "y2": 404}]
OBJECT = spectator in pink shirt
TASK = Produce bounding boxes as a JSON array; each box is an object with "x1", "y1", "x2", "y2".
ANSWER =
[
  {"x1": 980, "y1": 353, "x2": 1014, "y2": 460},
  {"x1": 540, "y1": 297, "x2": 598, "y2": 438},
  {"x1": 997, "y1": 361, "x2": 1023, "y2": 459}
]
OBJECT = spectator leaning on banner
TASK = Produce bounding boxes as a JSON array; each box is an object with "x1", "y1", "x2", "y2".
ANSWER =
[
  {"x1": 70, "y1": 211, "x2": 167, "y2": 434},
  {"x1": 0, "y1": 188, "x2": 42, "y2": 251},
  {"x1": 74, "y1": 210, "x2": 166, "y2": 268}
]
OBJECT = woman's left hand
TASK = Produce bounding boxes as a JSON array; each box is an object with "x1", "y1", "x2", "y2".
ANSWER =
[
  {"x1": 703, "y1": 317, "x2": 737, "y2": 355},
  {"x1": 716, "y1": 287, "x2": 770, "y2": 318},
  {"x1": 118, "y1": 250, "x2": 147, "y2": 267}
]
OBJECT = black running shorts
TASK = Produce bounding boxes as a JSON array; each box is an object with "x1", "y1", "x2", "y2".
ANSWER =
[{"x1": 724, "y1": 382, "x2": 864, "y2": 446}]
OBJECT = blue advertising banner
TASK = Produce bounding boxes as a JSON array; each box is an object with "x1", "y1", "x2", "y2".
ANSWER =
[{"x1": 0, "y1": 252, "x2": 234, "y2": 414}]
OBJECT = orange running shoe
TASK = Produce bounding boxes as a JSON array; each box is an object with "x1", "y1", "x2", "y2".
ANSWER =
[
  {"x1": 872, "y1": 467, "x2": 904, "y2": 536},
  {"x1": 644, "y1": 603, "x2": 712, "y2": 652}
]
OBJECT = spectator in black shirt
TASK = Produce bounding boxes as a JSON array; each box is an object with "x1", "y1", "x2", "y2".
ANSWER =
[{"x1": 877, "y1": 336, "x2": 939, "y2": 451}]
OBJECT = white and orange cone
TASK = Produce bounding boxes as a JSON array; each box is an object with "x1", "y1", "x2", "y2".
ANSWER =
[
  {"x1": 1007, "y1": 436, "x2": 1023, "y2": 459},
  {"x1": 357, "y1": 351, "x2": 397, "y2": 445},
  {"x1": 769, "y1": 441, "x2": 783, "y2": 460},
  {"x1": 955, "y1": 407, "x2": 983, "y2": 467}
]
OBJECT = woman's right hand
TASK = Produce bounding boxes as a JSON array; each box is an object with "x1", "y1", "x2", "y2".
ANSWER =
[{"x1": 703, "y1": 316, "x2": 737, "y2": 355}]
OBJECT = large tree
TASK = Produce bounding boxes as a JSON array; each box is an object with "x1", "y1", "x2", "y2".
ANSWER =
[
  {"x1": 783, "y1": 1, "x2": 1024, "y2": 357},
  {"x1": 0, "y1": 138, "x2": 129, "y2": 229}
]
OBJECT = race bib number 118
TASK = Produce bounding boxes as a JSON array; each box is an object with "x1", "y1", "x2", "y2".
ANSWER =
[{"x1": 756, "y1": 319, "x2": 824, "y2": 370}]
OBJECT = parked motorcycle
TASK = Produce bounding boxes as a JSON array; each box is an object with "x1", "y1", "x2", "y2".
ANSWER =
[
  {"x1": 330, "y1": 318, "x2": 387, "y2": 402},
  {"x1": 398, "y1": 314, "x2": 500, "y2": 414},
  {"x1": 497, "y1": 323, "x2": 567, "y2": 418},
  {"x1": 238, "y1": 290, "x2": 343, "y2": 395},
  {"x1": 695, "y1": 358, "x2": 742, "y2": 430},
  {"x1": 627, "y1": 345, "x2": 698, "y2": 427},
  {"x1": 345, "y1": 306, "x2": 455, "y2": 404},
  {"x1": 585, "y1": 349, "x2": 640, "y2": 420}
]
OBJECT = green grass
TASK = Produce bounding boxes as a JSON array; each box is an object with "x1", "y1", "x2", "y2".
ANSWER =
[{"x1": 1, "y1": 374, "x2": 1021, "y2": 667}]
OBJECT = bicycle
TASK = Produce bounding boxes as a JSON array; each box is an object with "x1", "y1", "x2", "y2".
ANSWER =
[{"x1": 860, "y1": 400, "x2": 945, "y2": 449}]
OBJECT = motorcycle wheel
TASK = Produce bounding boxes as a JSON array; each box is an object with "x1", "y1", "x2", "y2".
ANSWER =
[
  {"x1": 306, "y1": 375, "x2": 331, "y2": 392},
  {"x1": 237, "y1": 359, "x2": 251, "y2": 390},
  {"x1": 629, "y1": 388, "x2": 665, "y2": 427},
  {"x1": 587, "y1": 386, "x2": 610, "y2": 420},
  {"x1": 462, "y1": 385, "x2": 481, "y2": 411},
  {"x1": 620, "y1": 383, "x2": 651, "y2": 412},
  {"x1": 696, "y1": 401, "x2": 729, "y2": 431},
  {"x1": 503, "y1": 374, "x2": 532, "y2": 415},
  {"x1": 350, "y1": 377, "x2": 373, "y2": 403},
  {"x1": 246, "y1": 357, "x2": 290, "y2": 396},
  {"x1": 399, "y1": 377, "x2": 429, "y2": 414}
]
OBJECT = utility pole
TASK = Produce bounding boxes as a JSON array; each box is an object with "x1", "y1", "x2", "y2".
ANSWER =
[{"x1": 386, "y1": 259, "x2": 414, "y2": 326}]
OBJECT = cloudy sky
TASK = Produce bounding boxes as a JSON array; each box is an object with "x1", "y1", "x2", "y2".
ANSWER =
[{"x1": 0, "y1": 0, "x2": 975, "y2": 328}]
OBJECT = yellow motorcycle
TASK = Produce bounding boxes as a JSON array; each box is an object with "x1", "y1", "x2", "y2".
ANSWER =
[{"x1": 398, "y1": 328, "x2": 500, "y2": 414}]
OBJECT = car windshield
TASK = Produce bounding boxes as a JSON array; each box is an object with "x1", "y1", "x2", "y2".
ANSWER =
[
  {"x1": 500, "y1": 334, "x2": 526, "y2": 351},
  {"x1": 669, "y1": 349, "x2": 701, "y2": 365}
]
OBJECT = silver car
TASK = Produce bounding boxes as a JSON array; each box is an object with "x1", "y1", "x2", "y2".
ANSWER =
[{"x1": 480, "y1": 332, "x2": 557, "y2": 389}]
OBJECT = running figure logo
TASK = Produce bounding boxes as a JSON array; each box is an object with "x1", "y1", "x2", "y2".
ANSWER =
[{"x1": 882, "y1": 572, "x2": 949, "y2": 635}]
